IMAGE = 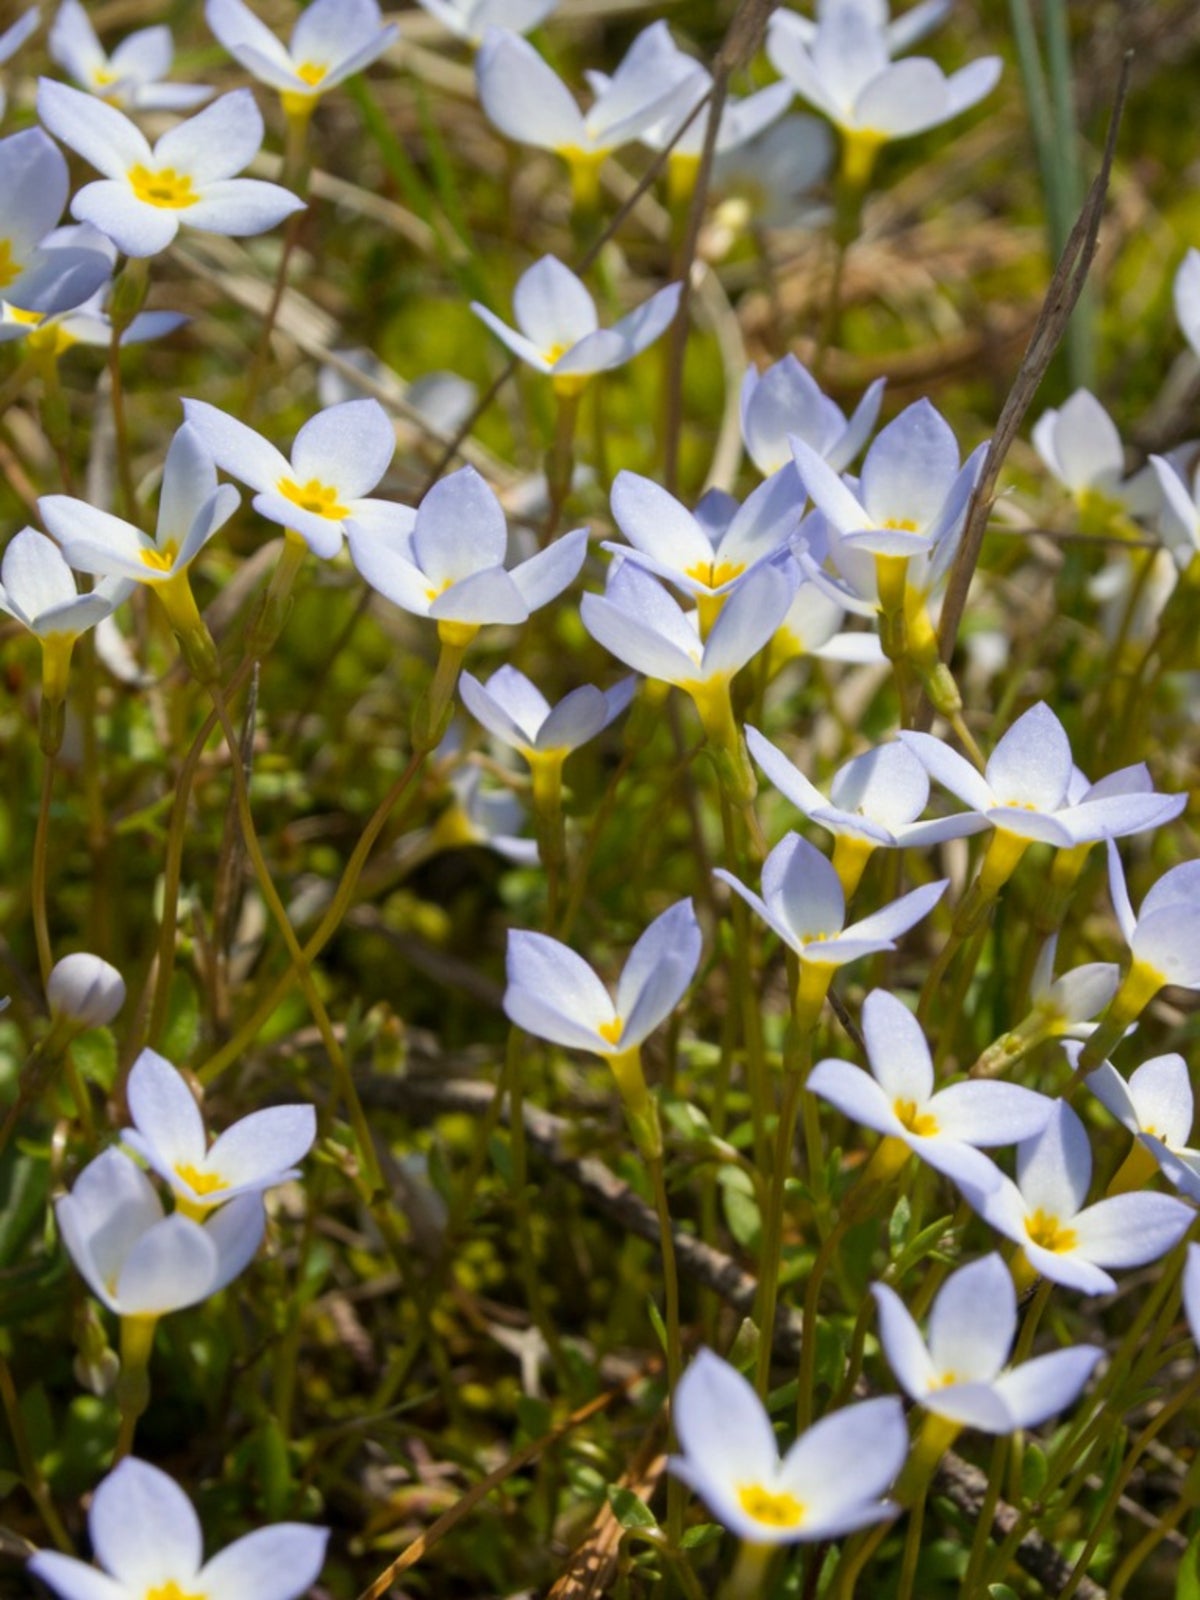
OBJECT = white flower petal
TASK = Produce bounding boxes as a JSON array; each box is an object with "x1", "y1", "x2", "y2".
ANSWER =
[
  {"x1": 90, "y1": 1458, "x2": 203, "y2": 1591},
  {"x1": 513, "y1": 254, "x2": 597, "y2": 349},
  {"x1": 898, "y1": 729, "x2": 995, "y2": 814},
  {"x1": 115, "y1": 1213, "x2": 219, "y2": 1314},
  {"x1": 764, "y1": 832, "x2": 844, "y2": 941},
  {"x1": 37, "y1": 77, "x2": 151, "y2": 179},
  {"x1": 1016, "y1": 1100, "x2": 1092, "y2": 1218},
  {"x1": 1069, "y1": 1192, "x2": 1193, "y2": 1269},
  {"x1": 990, "y1": 1347, "x2": 1102, "y2": 1431},
  {"x1": 291, "y1": 399, "x2": 394, "y2": 499},
  {"x1": 508, "y1": 525, "x2": 587, "y2": 612},
  {"x1": 205, "y1": 1105, "x2": 317, "y2": 1190},
  {"x1": 476, "y1": 29, "x2": 584, "y2": 151},
  {"x1": 71, "y1": 179, "x2": 180, "y2": 257},
  {"x1": 505, "y1": 928, "x2": 616, "y2": 1045},
  {"x1": 930, "y1": 1081, "x2": 1055, "y2": 1148},
  {"x1": 984, "y1": 701, "x2": 1072, "y2": 811},
  {"x1": 859, "y1": 399, "x2": 959, "y2": 530},
  {"x1": 181, "y1": 399, "x2": 290, "y2": 491},
  {"x1": 925, "y1": 1254, "x2": 1014, "y2": 1381},
  {"x1": 860, "y1": 988, "x2": 932, "y2": 1103},
  {"x1": 672, "y1": 1347, "x2": 780, "y2": 1489},
  {"x1": 26, "y1": 1554, "x2": 127, "y2": 1600},
  {"x1": 778, "y1": 1396, "x2": 907, "y2": 1516},
  {"x1": 125, "y1": 1048, "x2": 207, "y2": 1169},
  {"x1": 181, "y1": 178, "x2": 305, "y2": 237},
  {"x1": 412, "y1": 464, "x2": 507, "y2": 584},
  {"x1": 203, "y1": 1192, "x2": 267, "y2": 1291},
  {"x1": 872, "y1": 1282, "x2": 936, "y2": 1399},
  {"x1": 807, "y1": 1058, "x2": 903, "y2": 1138},
  {"x1": 153, "y1": 89, "x2": 262, "y2": 182},
  {"x1": 199, "y1": 1525, "x2": 330, "y2": 1600}
]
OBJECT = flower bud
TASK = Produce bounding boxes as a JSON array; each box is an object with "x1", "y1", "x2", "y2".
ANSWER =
[{"x1": 47, "y1": 953, "x2": 126, "y2": 1029}]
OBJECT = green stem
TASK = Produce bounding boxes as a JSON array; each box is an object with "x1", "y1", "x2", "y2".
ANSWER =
[
  {"x1": 754, "y1": 1060, "x2": 806, "y2": 1398},
  {"x1": 0, "y1": 1355, "x2": 72, "y2": 1551},
  {"x1": 31, "y1": 753, "x2": 56, "y2": 988},
  {"x1": 197, "y1": 747, "x2": 425, "y2": 1084}
]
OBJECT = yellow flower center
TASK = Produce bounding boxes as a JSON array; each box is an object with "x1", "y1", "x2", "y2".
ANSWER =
[
  {"x1": 1003, "y1": 800, "x2": 1037, "y2": 810},
  {"x1": 92, "y1": 66, "x2": 117, "y2": 88},
  {"x1": 684, "y1": 557, "x2": 746, "y2": 590},
  {"x1": 931, "y1": 1369, "x2": 960, "y2": 1389},
  {"x1": 1025, "y1": 1209, "x2": 1077, "y2": 1253},
  {"x1": 296, "y1": 60, "x2": 328, "y2": 86},
  {"x1": 893, "y1": 1098, "x2": 939, "y2": 1137},
  {"x1": 423, "y1": 575, "x2": 454, "y2": 604},
  {"x1": 597, "y1": 1017, "x2": 624, "y2": 1046},
  {"x1": 140, "y1": 541, "x2": 179, "y2": 574},
  {"x1": 146, "y1": 1581, "x2": 207, "y2": 1600},
  {"x1": 278, "y1": 477, "x2": 350, "y2": 520},
  {"x1": 881, "y1": 517, "x2": 919, "y2": 532},
  {"x1": 6, "y1": 305, "x2": 43, "y2": 328},
  {"x1": 0, "y1": 238, "x2": 19, "y2": 290},
  {"x1": 129, "y1": 164, "x2": 199, "y2": 209},
  {"x1": 736, "y1": 1482, "x2": 806, "y2": 1530},
  {"x1": 174, "y1": 1162, "x2": 228, "y2": 1198},
  {"x1": 543, "y1": 340, "x2": 570, "y2": 365}
]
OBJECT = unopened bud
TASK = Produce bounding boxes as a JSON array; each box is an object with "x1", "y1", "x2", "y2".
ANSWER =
[{"x1": 47, "y1": 952, "x2": 126, "y2": 1028}]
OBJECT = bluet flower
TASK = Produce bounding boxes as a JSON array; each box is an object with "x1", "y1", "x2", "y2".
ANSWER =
[
  {"x1": 900, "y1": 703, "x2": 1185, "y2": 851},
  {"x1": 37, "y1": 80, "x2": 304, "y2": 257},
  {"x1": 0, "y1": 127, "x2": 112, "y2": 317},
  {"x1": 669, "y1": 1348, "x2": 906, "y2": 1543},
  {"x1": 504, "y1": 899, "x2": 701, "y2": 1060},
  {"x1": 49, "y1": 0, "x2": 212, "y2": 111},
  {"x1": 791, "y1": 398, "x2": 986, "y2": 615},
  {"x1": 123, "y1": 1048, "x2": 316, "y2": 1220},
  {"x1": 746, "y1": 728, "x2": 985, "y2": 894},
  {"x1": 28, "y1": 1457, "x2": 328, "y2": 1600},
  {"x1": 460, "y1": 664, "x2": 634, "y2": 764},
  {"x1": 476, "y1": 24, "x2": 700, "y2": 203},
  {"x1": 711, "y1": 115, "x2": 833, "y2": 236},
  {"x1": 958, "y1": 1100, "x2": 1192, "y2": 1295},
  {"x1": 471, "y1": 255, "x2": 679, "y2": 395},
  {"x1": 874, "y1": 1254, "x2": 1102, "y2": 1431},
  {"x1": 1032, "y1": 389, "x2": 1158, "y2": 520},
  {"x1": 1084, "y1": 1048, "x2": 1200, "y2": 1202},
  {"x1": 0, "y1": 526, "x2": 127, "y2": 701},
  {"x1": 777, "y1": 0, "x2": 953, "y2": 57},
  {"x1": 206, "y1": 0, "x2": 397, "y2": 114},
  {"x1": 809, "y1": 988, "x2": 1052, "y2": 1191},
  {"x1": 183, "y1": 396, "x2": 410, "y2": 559},
  {"x1": 741, "y1": 355, "x2": 883, "y2": 478},
  {"x1": 413, "y1": 0, "x2": 557, "y2": 45},
  {"x1": 603, "y1": 469, "x2": 803, "y2": 622},
  {"x1": 348, "y1": 463, "x2": 587, "y2": 645},
  {"x1": 56, "y1": 1146, "x2": 266, "y2": 1318},
  {"x1": 715, "y1": 834, "x2": 946, "y2": 976},
  {"x1": 767, "y1": 2, "x2": 1000, "y2": 180}
]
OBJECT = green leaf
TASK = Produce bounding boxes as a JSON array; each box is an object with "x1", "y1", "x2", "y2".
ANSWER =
[
  {"x1": 1021, "y1": 1442, "x2": 1048, "y2": 1502},
  {"x1": 646, "y1": 1294, "x2": 668, "y2": 1357},
  {"x1": 679, "y1": 1522, "x2": 723, "y2": 1550},
  {"x1": 718, "y1": 1167, "x2": 761, "y2": 1249},
  {"x1": 889, "y1": 1194, "x2": 912, "y2": 1254},
  {"x1": 608, "y1": 1486, "x2": 659, "y2": 1531},
  {"x1": 1175, "y1": 1515, "x2": 1200, "y2": 1600},
  {"x1": 0, "y1": 1151, "x2": 49, "y2": 1268},
  {"x1": 69, "y1": 1027, "x2": 117, "y2": 1091},
  {"x1": 160, "y1": 973, "x2": 200, "y2": 1063}
]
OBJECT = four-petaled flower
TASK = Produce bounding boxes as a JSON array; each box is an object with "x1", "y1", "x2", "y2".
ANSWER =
[
  {"x1": 460, "y1": 664, "x2": 634, "y2": 766},
  {"x1": 900, "y1": 702, "x2": 1185, "y2": 851},
  {"x1": 28, "y1": 1457, "x2": 328, "y2": 1600},
  {"x1": 0, "y1": 128, "x2": 112, "y2": 318},
  {"x1": 205, "y1": 0, "x2": 397, "y2": 115},
  {"x1": 348, "y1": 463, "x2": 587, "y2": 645},
  {"x1": 741, "y1": 355, "x2": 884, "y2": 479},
  {"x1": 56, "y1": 1147, "x2": 266, "y2": 1318},
  {"x1": 1084, "y1": 1047, "x2": 1200, "y2": 1203},
  {"x1": 37, "y1": 80, "x2": 304, "y2": 257},
  {"x1": 471, "y1": 255, "x2": 679, "y2": 396},
  {"x1": 504, "y1": 899, "x2": 701, "y2": 1060},
  {"x1": 957, "y1": 1100, "x2": 1193, "y2": 1295},
  {"x1": 874, "y1": 1254, "x2": 1102, "y2": 1432},
  {"x1": 669, "y1": 1348, "x2": 907, "y2": 1544},
  {"x1": 49, "y1": 0, "x2": 212, "y2": 111},
  {"x1": 183, "y1": 396, "x2": 410, "y2": 559},
  {"x1": 809, "y1": 988, "x2": 1053, "y2": 1191},
  {"x1": 122, "y1": 1048, "x2": 317, "y2": 1221}
]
